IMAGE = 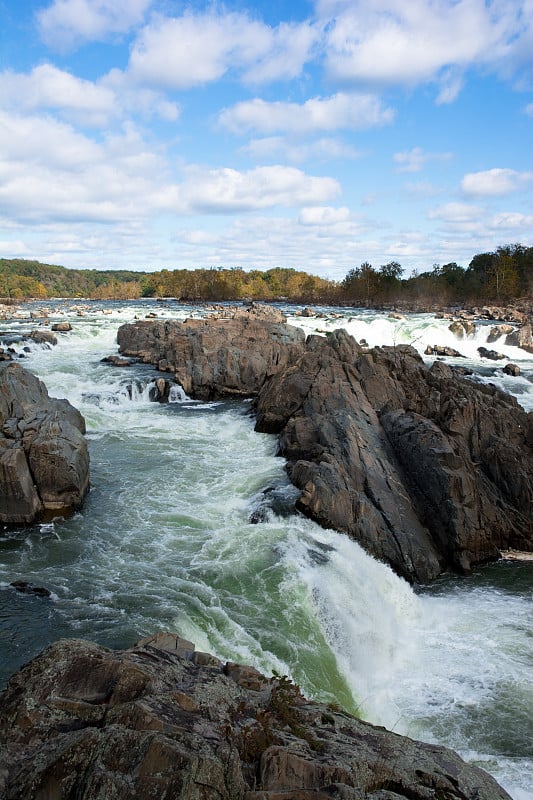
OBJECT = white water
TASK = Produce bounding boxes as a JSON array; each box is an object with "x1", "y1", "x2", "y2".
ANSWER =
[{"x1": 0, "y1": 300, "x2": 532, "y2": 799}]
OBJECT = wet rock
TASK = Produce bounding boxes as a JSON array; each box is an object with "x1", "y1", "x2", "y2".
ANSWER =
[
  {"x1": 503, "y1": 363, "x2": 521, "y2": 376},
  {"x1": 487, "y1": 324, "x2": 514, "y2": 343},
  {"x1": 10, "y1": 580, "x2": 51, "y2": 597},
  {"x1": 478, "y1": 346, "x2": 505, "y2": 360},
  {"x1": 0, "y1": 362, "x2": 89, "y2": 524},
  {"x1": 424, "y1": 344, "x2": 464, "y2": 357},
  {"x1": 449, "y1": 319, "x2": 476, "y2": 338},
  {"x1": 51, "y1": 321, "x2": 72, "y2": 332},
  {"x1": 505, "y1": 318, "x2": 533, "y2": 353},
  {"x1": 27, "y1": 329, "x2": 57, "y2": 347},
  {"x1": 100, "y1": 355, "x2": 134, "y2": 367},
  {"x1": 0, "y1": 635, "x2": 512, "y2": 800}
]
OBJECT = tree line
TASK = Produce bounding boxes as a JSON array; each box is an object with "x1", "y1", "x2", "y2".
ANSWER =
[{"x1": 1, "y1": 243, "x2": 531, "y2": 305}]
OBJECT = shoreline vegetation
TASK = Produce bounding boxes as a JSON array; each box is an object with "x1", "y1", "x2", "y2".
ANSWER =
[{"x1": 1, "y1": 242, "x2": 532, "y2": 308}]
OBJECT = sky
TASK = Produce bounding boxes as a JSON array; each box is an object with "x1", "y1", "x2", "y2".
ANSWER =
[{"x1": 0, "y1": 0, "x2": 532, "y2": 280}]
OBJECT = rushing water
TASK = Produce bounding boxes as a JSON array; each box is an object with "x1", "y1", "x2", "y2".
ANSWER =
[{"x1": 0, "y1": 300, "x2": 532, "y2": 799}]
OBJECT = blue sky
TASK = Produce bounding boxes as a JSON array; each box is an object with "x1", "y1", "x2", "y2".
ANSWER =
[{"x1": 0, "y1": 0, "x2": 532, "y2": 280}]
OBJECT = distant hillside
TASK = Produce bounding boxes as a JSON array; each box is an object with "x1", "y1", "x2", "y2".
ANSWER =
[{"x1": 0, "y1": 259, "x2": 146, "y2": 300}]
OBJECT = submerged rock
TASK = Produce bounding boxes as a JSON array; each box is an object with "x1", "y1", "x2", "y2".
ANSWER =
[
  {"x1": 0, "y1": 362, "x2": 89, "y2": 524},
  {"x1": 0, "y1": 633, "x2": 512, "y2": 800}
]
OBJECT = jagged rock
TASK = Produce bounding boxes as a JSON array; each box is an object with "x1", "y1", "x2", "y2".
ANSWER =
[
  {"x1": 478, "y1": 346, "x2": 505, "y2": 360},
  {"x1": 0, "y1": 634, "x2": 512, "y2": 800},
  {"x1": 117, "y1": 314, "x2": 306, "y2": 400},
  {"x1": 505, "y1": 318, "x2": 533, "y2": 353},
  {"x1": 0, "y1": 362, "x2": 89, "y2": 524},
  {"x1": 255, "y1": 330, "x2": 533, "y2": 582}
]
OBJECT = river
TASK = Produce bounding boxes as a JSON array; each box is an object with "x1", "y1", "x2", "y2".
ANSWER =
[{"x1": 0, "y1": 300, "x2": 531, "y2": 799}]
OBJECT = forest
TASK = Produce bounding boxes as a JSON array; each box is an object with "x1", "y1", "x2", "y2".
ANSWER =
[{"x1": 0, "y1": 243, "x2": 531, "y2": 306}]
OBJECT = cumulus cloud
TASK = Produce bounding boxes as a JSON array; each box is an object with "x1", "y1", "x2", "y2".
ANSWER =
[
  {"x1": 128, "y1": 11, "x2": 316, "y2": 89},
  {"x1": 37, "y1": 0, "x2": 152, "y2": 50},
  {"x1": 394, "y1": 146, "x2": 452, "y2": 173},
  {"x1": 321, "y1": 0, "x2": 528, "y2": 95},
  {"x1": 219, "y1": 93, "x2": 394, "y2": 135},
  {"x1": 461, "y1": 168, "x2": 533, "y2": 196},
  {"x1": 168, "y1": 165, "x2": 340, "y2": 214},
  {"x1": 0, "y1": 64, "x2": 116, "y2": 126},
  {"x1": 0, "y1": 64, "x2": 179, "y2": 127}
]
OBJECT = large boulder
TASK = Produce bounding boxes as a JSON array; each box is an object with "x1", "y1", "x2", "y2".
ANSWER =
[
  {"x1": 255, "y1": 330, "x2": 533, "y2": 582},
  {"x1": 117, "y1": 314, "x2": 306, "y2": 399},
  {"x1": 0, "y1": 633, "x2": 511, "y2": 800},
  {"x1": 0, "y1": 362, "x2": 89, "y2": 524}
]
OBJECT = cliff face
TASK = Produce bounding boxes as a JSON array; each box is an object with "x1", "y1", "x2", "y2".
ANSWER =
[
  {"x1": 0, "y1": 362, "x2": 89, "y2": 524},
  {"x1": 0, "y1": 632, "x2": 512, "y2": 800}
]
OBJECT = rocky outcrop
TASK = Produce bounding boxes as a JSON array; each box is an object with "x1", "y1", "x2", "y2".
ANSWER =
[
  {"x1": 116, "y1": 313, "x2": 532, "y2": 582},
  {"x1": 505, "y1": 318, "x2": 533, "y2": 353},
  {"x1": 255, "y1": 330, "x2": 533, "y2": 582},
  {"x1": 0, "y1": 632, "x2": 511, "y2": 800},
  {"x1": 0, "y1": 362, "x2": 89, "y2": 524},
  {"x1": 117, "y1": 314, "x2": 306, "y2": 399}
]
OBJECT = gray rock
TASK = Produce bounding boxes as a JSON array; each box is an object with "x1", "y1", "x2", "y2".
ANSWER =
[
  {"x1": 0, "y1": 634, "x2": 512, "y2": 800},
  {"x1": 0, "y1": 362, "x2": 89, "y2": 524}
]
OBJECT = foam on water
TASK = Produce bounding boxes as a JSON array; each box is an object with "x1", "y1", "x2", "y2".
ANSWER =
[{"x1": 0, "y1": 301, "x2": 531, "y2": 799}]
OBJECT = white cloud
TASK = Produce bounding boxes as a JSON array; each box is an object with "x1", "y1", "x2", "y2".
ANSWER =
[
  {"x1": 394, "y1": 146, "x2": 452, "y2": 173},
  {"x1": 490, "y1": 211, "x2": 533, "y2": 229},
  {"x1": 242, "y1": 136, "x2": 361, "y2": 163},
  {"x1": 298, "y1": 206, "x2": 351, "y2": 225},
  {"x1": 0, "y1": 110, "x2": 168, "y2": 223},
  {"x1": 0, "y1": 64, "x2": 116, "y2": 127},
  {"x1": 128, "y1": 11, "x2": 316, "y2": 89},
  {"x1": 0, "y1": 64, "x2": 179, "y2": 127},
  {"x1": 321, "y1": 0, "x2": 528, "y2": 94},
  {"x1": 428, "y1": 202, "x2": 485, "y2": 223},
  {"x1": 219, "y1": 93, "x2": 394, "y2": 135},
  {"x1": 461, "y1": 168, "x2": 533, "y2": 196},
  {"x1": 168, "y1": 165, "x2": 340, "y2": 214},
  {"x1": 38, "y1": 0, "x2": 152, "y2": 50}
]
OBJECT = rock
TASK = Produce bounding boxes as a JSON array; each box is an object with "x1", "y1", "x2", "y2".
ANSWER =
[
  {"x1": 51, "y1": 321, "x2": 72, "y2": 332},
  {"x1": 449, "y1": 320, "x2": 476, "y2": 338},
  {"x1": 117, "y1": 314, "x2": 306, "y2": 400},
  {"x1": 0, "y1": 635, "x2": 512, "y2": 800},
  {"x1": 0, "y1": 362, "x2": 89, "y2": 524},
  {"x1": 255, "y1": 330, "x2": 533, "y2": 582},
  {"x1": 478, "y1": 346, "x2": 505, "y2": 360},
  {"x1": 27, "y1": 329, "x2": 57, "y2": 347},
  {"x1": 9, "y1": 580, "x2": 51, "y2": 597},
  {"x1": 487, "y1": 324, "x2": 514, "y2": 343},
  {"x1": 100, "y1": 355, "x2": 134, "y2": 367},
  {"x1": 505, "y1": 318, "x2": 533, "y2": 353},
  {"x1": 503, "y1": 363, "x2": 520, "y2": 376},
  {"x1": 424, "y1": 344, "x2": 464, "y2": 357}
]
